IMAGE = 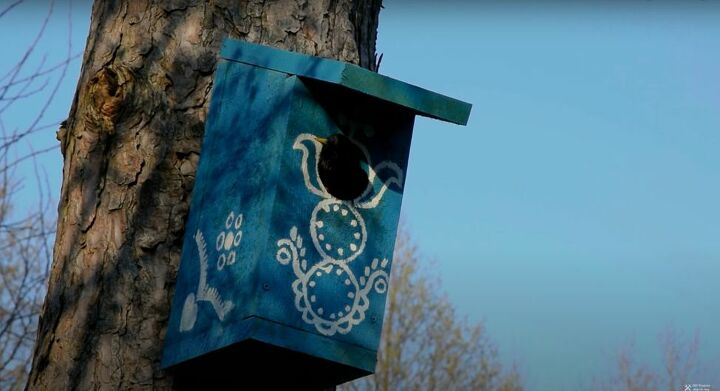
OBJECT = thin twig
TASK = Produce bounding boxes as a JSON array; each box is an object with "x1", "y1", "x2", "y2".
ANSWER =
[{"x1": 0, "y1": 0, "x2": 23, "y2": 19}]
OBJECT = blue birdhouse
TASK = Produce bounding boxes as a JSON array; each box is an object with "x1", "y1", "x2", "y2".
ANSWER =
[{"x1": 162, "y1": 39, "x2": 471, "y2": 388}]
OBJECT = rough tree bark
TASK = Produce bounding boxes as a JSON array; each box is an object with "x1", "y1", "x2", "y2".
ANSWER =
[{"x1": 27, "y1": 1, "x2": 381, "y2": 389}]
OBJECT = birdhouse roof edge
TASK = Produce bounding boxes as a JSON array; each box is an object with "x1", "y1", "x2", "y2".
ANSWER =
[{"x1": 220, "y1": 39, "x2": 472, "y2": 126}]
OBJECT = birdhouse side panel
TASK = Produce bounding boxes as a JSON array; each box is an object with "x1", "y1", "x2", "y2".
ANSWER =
[{"x1": 163, "y1": 61, "x2": 296, "y2": 367}]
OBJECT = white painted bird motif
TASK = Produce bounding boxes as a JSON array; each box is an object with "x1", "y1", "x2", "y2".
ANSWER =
[{"x1": 292, "y1": 133, "x2": 404, "y2": 208}]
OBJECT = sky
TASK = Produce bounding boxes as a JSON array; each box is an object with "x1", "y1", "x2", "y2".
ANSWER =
[{"x1": 3, "y1": 1, "x2": 719, "y2": 390}]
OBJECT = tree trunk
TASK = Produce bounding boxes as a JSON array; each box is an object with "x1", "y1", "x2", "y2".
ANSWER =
[{"x1": 27, "y1": 1, "x2": 381, "y2": 389}]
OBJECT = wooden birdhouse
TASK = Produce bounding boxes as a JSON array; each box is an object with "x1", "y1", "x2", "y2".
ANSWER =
[{"x1": 162, "y1": 39, "x2": 471, "y2": 388}]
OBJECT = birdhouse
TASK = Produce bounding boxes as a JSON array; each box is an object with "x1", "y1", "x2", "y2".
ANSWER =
[{"x1": 162, "y1": 39, "x2": 471, "y2": 388}]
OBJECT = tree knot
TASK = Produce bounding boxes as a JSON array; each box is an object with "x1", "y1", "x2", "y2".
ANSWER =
[{"x1": 86, "y1": 66, "x2": 135, "y2": 130}]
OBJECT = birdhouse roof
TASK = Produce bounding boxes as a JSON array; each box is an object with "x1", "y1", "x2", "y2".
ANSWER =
[{"x1": 220, "y1": 39, "x2": 472, "y2": 126}]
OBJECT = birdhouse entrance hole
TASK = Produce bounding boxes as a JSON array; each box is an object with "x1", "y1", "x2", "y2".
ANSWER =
[{"x1": 302, "y1": 79, "x2": 411, "y2": 202}]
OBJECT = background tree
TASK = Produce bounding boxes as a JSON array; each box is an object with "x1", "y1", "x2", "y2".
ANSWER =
[
  {"x1": 27, "y1": 1, "x2": 381, "y2": 389},
  {"x1": 0, "y1": 1, "x2": 76, "y2": 389},
  {"x1": 340, "y1": 227, "x2": 523, "y2": 391},
  {"x1": 594, "y1": 329, "x2": 704, "y2": 391}
]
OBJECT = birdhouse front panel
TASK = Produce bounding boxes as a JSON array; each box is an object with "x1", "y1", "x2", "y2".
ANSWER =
[
  {"x1": 162, "y1": 39, "x2": 471, "y2": 384},
  {"x1": 262, "y1": 77, "x2": 415, "y2": 350}
]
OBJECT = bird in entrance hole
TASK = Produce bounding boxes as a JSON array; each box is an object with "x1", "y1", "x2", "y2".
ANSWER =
[{"x1": 315, "y1": 133, "x2": 370, "y2": 201}]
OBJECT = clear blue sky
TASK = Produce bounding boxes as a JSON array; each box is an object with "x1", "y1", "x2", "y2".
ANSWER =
[{"x1": 4, "y1": 1, "x2": 719, "y2": 390}]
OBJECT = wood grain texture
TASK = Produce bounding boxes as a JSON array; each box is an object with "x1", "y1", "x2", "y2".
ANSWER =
[{"x1": 27, "y1": 1, "x2": 381, "y2": 389}]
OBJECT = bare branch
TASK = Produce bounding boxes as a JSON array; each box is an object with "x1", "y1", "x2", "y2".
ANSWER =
[
  {"x1": 0, "y1": 53, "x2": 81, "y2": 91},
  {"x1": 0, "y1": 0, "x2": 78, "y2": 388},
  {"x1": 0, "y1": 0, "x2": 23, "y2": 19},
  {"x1": 0, "y1": 1, "x2": 53, "y2": 91}
]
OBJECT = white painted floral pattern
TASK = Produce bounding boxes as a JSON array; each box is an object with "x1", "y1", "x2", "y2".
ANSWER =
[
  {"x1": 215, "y1": 211, "x2": 244, "y2": 271},
  {"x1": 179, "y1": 210, "x2": 243, "y2": 332},
  {"x1": 275, "y1": 133, "x2": 403, "y2": 336}
]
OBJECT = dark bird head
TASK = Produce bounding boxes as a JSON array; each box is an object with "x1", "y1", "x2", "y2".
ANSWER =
[
  {"x1": 316, "y1": 134, "x2": 367, "y2": 163},
  {"x1": 315, "y1": 133, "x2": 369, "y2": 201}
]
